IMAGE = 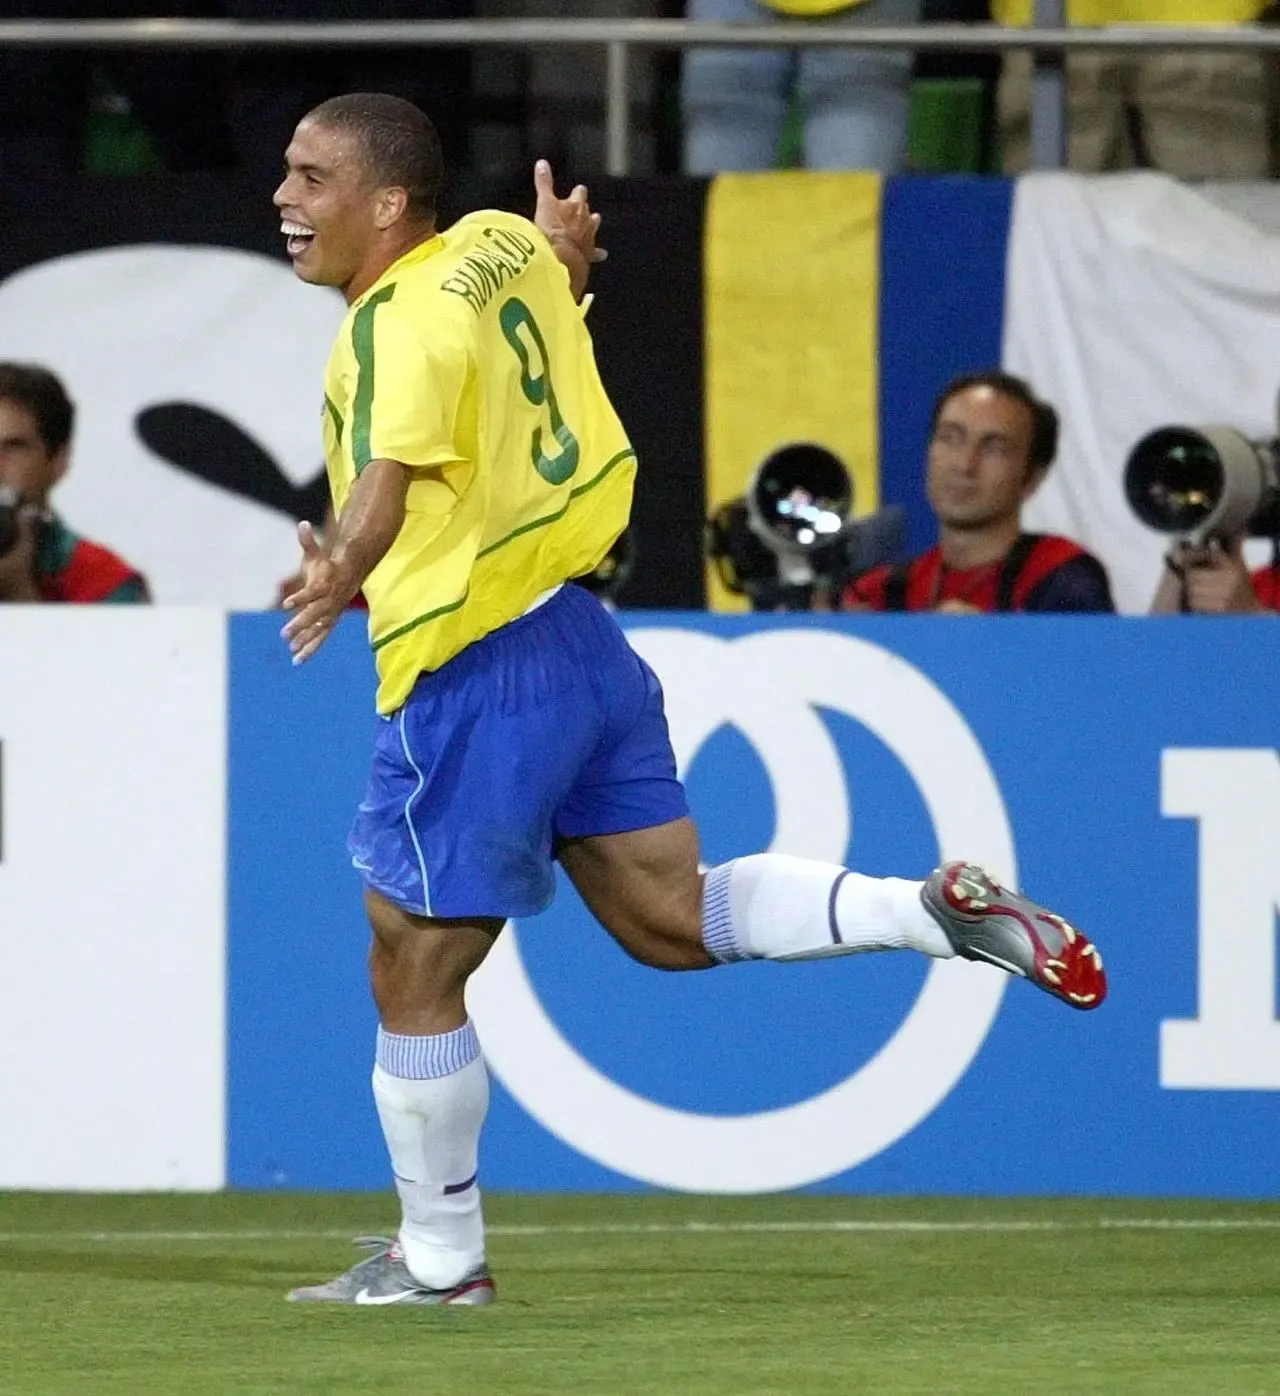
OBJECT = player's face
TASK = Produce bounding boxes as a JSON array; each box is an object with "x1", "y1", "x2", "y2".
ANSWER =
[
  {"x1": 0, "y1": 398, "x2": 65, "y2": 504},
  {"x1": 274, "y1": 119, "x2": 382, "y2": 294},
  {"x1": 926, "y1": 386, "x2": 1039, "y2": 532}
]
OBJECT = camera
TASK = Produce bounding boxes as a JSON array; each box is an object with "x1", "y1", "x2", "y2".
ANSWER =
[
  {"x1": 1125, "y1": 425, "x2": 1280, "y2": 544},
  {"x1": 706, "y1": 442, "x2": 904, "y2": 611}
]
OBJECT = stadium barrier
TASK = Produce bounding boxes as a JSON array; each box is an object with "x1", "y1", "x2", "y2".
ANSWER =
[{"x1": 3, "y1": 609, "x2": 1278, "y2": 1195}]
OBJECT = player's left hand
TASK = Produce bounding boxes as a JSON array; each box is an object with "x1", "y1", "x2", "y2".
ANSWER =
[
  {"x1": 533, "y1": 159, "x2": 606, "y2": 301},
  {"x1": 280, "y1": 520, "x2": 356, "y2": 664}
]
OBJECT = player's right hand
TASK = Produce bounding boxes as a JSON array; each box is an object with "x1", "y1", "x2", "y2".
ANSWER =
[{"x1": 280, "y1": 520, "x2": 356, "y2": 664}]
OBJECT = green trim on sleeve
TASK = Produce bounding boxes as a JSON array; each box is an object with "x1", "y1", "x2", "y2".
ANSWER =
[
  {"x1": 351, "y1": 283, "x2": 398, "y2": 474},
  {"x1": 323, "y1": 393, "x2": 344, "y2": 445}
]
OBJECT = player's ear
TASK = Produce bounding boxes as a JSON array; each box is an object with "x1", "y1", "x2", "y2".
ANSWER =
[{"x1": 374, "y1": 185, "x2": 409, "y2": 230}]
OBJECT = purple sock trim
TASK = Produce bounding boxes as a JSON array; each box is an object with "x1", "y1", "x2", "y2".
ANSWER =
[
  {"x1": 701, "y1": 861, "x2": 751, "y2": 964},
  {"x1": 827, "y1": 869, "x2": 850, "y2": 944},
  {"x1": 376, "y1": 1021, "x2": 481, "y2": 1079}
]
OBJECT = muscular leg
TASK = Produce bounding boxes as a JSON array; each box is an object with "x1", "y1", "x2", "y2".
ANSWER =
[
  {"x1": 558, "y1": 816, "x2": 953, "y2": 970},
  {"x1": 557, "y1": 817, "x2": 710, "y2": 970},
  {"x1": 365, "y1": 890, "x2": 502, "y2": 1290},
  {"x1": 366, "y1": 888, "x2": 501, "y2": 1032}
]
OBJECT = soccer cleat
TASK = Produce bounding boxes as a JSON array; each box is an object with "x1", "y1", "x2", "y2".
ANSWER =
[
  {"x1": 921, "y1": 861, "x2": 1106, "y2": 1010},
  {"x1": 286, "y1": 1236, "x2": 495, "y2": 1306}
]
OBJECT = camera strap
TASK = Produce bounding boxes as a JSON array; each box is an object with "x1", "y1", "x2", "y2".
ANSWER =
[
  {"x1": 994, "y1": 533, "x2": 1040, "y2": 612},
  {"x1": 883, "y1": 533, "x2": 1042, "y2": 613}
]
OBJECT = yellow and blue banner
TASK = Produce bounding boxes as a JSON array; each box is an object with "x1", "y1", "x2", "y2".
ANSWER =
[{"x1": 701, "y1": 172, "x2": 1013, "y2": 607}]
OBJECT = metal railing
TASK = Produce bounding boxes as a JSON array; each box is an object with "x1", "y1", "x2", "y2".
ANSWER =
[{"x1": 1, "y1": 13, "x2": 1274, "y2": 176}]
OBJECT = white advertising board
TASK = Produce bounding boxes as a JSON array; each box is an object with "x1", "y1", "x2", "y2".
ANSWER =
[{"x1": 0, "y1": 609, "x2": 226, "y2": 1188}]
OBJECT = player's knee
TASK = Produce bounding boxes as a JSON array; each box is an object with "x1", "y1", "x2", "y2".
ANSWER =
[{"x1": 364, "y1": 889, "x2": 499, "y2": 1011}]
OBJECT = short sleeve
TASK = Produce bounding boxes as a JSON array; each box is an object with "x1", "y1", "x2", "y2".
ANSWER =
[
  {"x1": 1023, "y1": 556, "x2": 1115, "y2": 613},
  {"x1": 350, "y1": 290, "x2": 470, "y2": 473}
]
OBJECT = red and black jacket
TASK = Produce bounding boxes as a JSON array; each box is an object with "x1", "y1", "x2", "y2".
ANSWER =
[
  {"x1": 34, "y1": 515, "x2": 149, "y2": 604},
  {"x1": 845, "y1": 534, "x2": 1114, "y2": 614}
]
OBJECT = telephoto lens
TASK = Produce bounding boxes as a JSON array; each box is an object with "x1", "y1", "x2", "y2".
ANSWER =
[{"x1": 1125, "y1": 426, "x2": 1280, "y2": 541}]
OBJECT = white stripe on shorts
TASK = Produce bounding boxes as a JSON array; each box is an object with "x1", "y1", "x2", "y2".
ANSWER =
[{"x1": 397, "y1": 706, "x2": 433, "y2": 916}]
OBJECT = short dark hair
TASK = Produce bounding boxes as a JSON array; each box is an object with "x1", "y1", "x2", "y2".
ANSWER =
[
  {"x1": 305, "y1": 92, "x2": 443, "y2": 222},
  {"x1": 0, "y1": 362, "x2": 74, "y2": 454},
  {"x1": 930, "y1": 370, "x2": 1059, "y2": 477}
]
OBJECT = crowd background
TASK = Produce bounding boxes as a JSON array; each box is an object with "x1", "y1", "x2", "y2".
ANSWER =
[{"x1": 0, "y1": 1, "x2": 1276, "y2": 618}]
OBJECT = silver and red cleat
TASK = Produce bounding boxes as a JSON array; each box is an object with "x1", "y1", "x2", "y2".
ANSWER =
[{"x1": 922, "y1": 861, "x2": 1106, "y2": 1010}]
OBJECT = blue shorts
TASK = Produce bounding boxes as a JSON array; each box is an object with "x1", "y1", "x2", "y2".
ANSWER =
[{"x1": 349, "y1": 583, "x2": 689, "y2": 919}]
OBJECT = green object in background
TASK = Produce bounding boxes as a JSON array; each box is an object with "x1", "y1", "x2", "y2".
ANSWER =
[
  {"x1": 908, "y1": 75, "x2": 987, "y2": 173},
  {"x1": 779, "y1": 92, "x2": 804, "y2": 168},
  {"x1": 82, "y1": 67, "x2": 163, "y2": 175},
  {"x1": 778, "y1": 76, "x2": 987, "y2": 173}
]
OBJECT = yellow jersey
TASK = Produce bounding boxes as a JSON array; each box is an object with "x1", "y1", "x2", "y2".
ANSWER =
[
  {"x1": 994, "y1": 1, "x2": 1261, "y2": 23},
  {"x1": 322, "y1": 211, "x2": 636, "y2": 714},
  {"x1": 758, "y1": 0, "x2": 867, "y2": 16}
]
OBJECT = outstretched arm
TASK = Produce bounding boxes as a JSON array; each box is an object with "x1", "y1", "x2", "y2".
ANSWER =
[
  {"x1": 533, "y1": 159, "x2": 607, "y2": 302},
  {"x1": 281, "y1": 457, "x2": 409, "y2": 663}
]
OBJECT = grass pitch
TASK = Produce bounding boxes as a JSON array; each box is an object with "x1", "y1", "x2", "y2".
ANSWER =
[{"x1": 2, "y1": 1193, "x2": 1280, "y2": 1395}]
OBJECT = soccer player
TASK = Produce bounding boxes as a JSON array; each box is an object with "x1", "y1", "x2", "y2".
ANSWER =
[{"x1": 277, "y1": 93, "x2": 1107, "y2": 1307}]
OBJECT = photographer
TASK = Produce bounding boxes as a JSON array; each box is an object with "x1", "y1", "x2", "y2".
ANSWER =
[
  {"x1": 0, "y1": 363, "x2": 148, "y2": 604},
  {"x1": 843, "y1": 371, "x2": 1114, "y2": 613},
  {"x1": 1149, "y1": 538, "x2": 1278, "y2": 615},
  {"x1": 706, "y1": 443, "x2": 906, "y2": 612}
]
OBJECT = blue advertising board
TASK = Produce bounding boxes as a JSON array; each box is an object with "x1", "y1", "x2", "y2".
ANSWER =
[{"x1": 228, "y1": 613, "x2": 1280, "y2": 1196}]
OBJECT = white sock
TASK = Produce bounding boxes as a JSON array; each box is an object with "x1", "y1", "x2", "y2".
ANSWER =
[
  {"x1": 372, "y1": 1021, "x2": 489, "y2": 1290},
  {"x1": 701, "y1": 854, "x2": 955, "y2": 963}
]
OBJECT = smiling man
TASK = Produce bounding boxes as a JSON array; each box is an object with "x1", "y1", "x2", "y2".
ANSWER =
[
  {"x1": 274, "y1": 95, "x2": 1108, "y2": 1311},
  {"x1": 845, "y1": 372, "x2": 1114, "y2": 614}
]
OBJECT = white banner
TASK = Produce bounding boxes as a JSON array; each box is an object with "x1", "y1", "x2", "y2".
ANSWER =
[
  {"x1": 1004, "y1": 172, "x2": 1280, "y2": 614},
  {"x1": 0, "y1": 610, "x2": 227, "y2": 1188},
  {"x1": 0, "y1": 246, "x2": 346, "y2": 607}
]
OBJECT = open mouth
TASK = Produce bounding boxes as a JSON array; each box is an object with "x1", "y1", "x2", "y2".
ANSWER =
[{"x1": 281, "y1": 220, "x2": 316, "y2": 259}]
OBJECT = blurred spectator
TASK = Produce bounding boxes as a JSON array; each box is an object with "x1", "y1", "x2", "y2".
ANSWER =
[
  {"x1": 0, "y1": 364, "x2": 148, "y2": 603},
  {"x1": 0, "y1": 0, "x2": 234, "y2": 181},
  {"x1": 0, "y1": 3, "x2": 474, "y2": 185},
  {"x1": 1149, "y1": 537, "x2": 1279, "y2": 613},
  {"x1": 225, "y1": 0, "x2": 475, "y2": 190},
  {"x1": 995, "y1": 0, "x2": 1274, "y2": 178},
  {"x1": 681, "y1": 0, "x2": 922, "y2": 173},
  {"x1": 843, "y1": 371, "x2": 1114, "y2": 612}
]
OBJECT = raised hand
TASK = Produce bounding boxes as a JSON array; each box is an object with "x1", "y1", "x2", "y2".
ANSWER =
[{"x1": 533, "y1": 158, "x2": 606, "y2": 301}]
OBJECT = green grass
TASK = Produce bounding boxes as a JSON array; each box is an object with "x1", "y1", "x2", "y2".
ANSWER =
[{"x1": 2, "y1": 1194, "x2": 1280, "y2": 1395}]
